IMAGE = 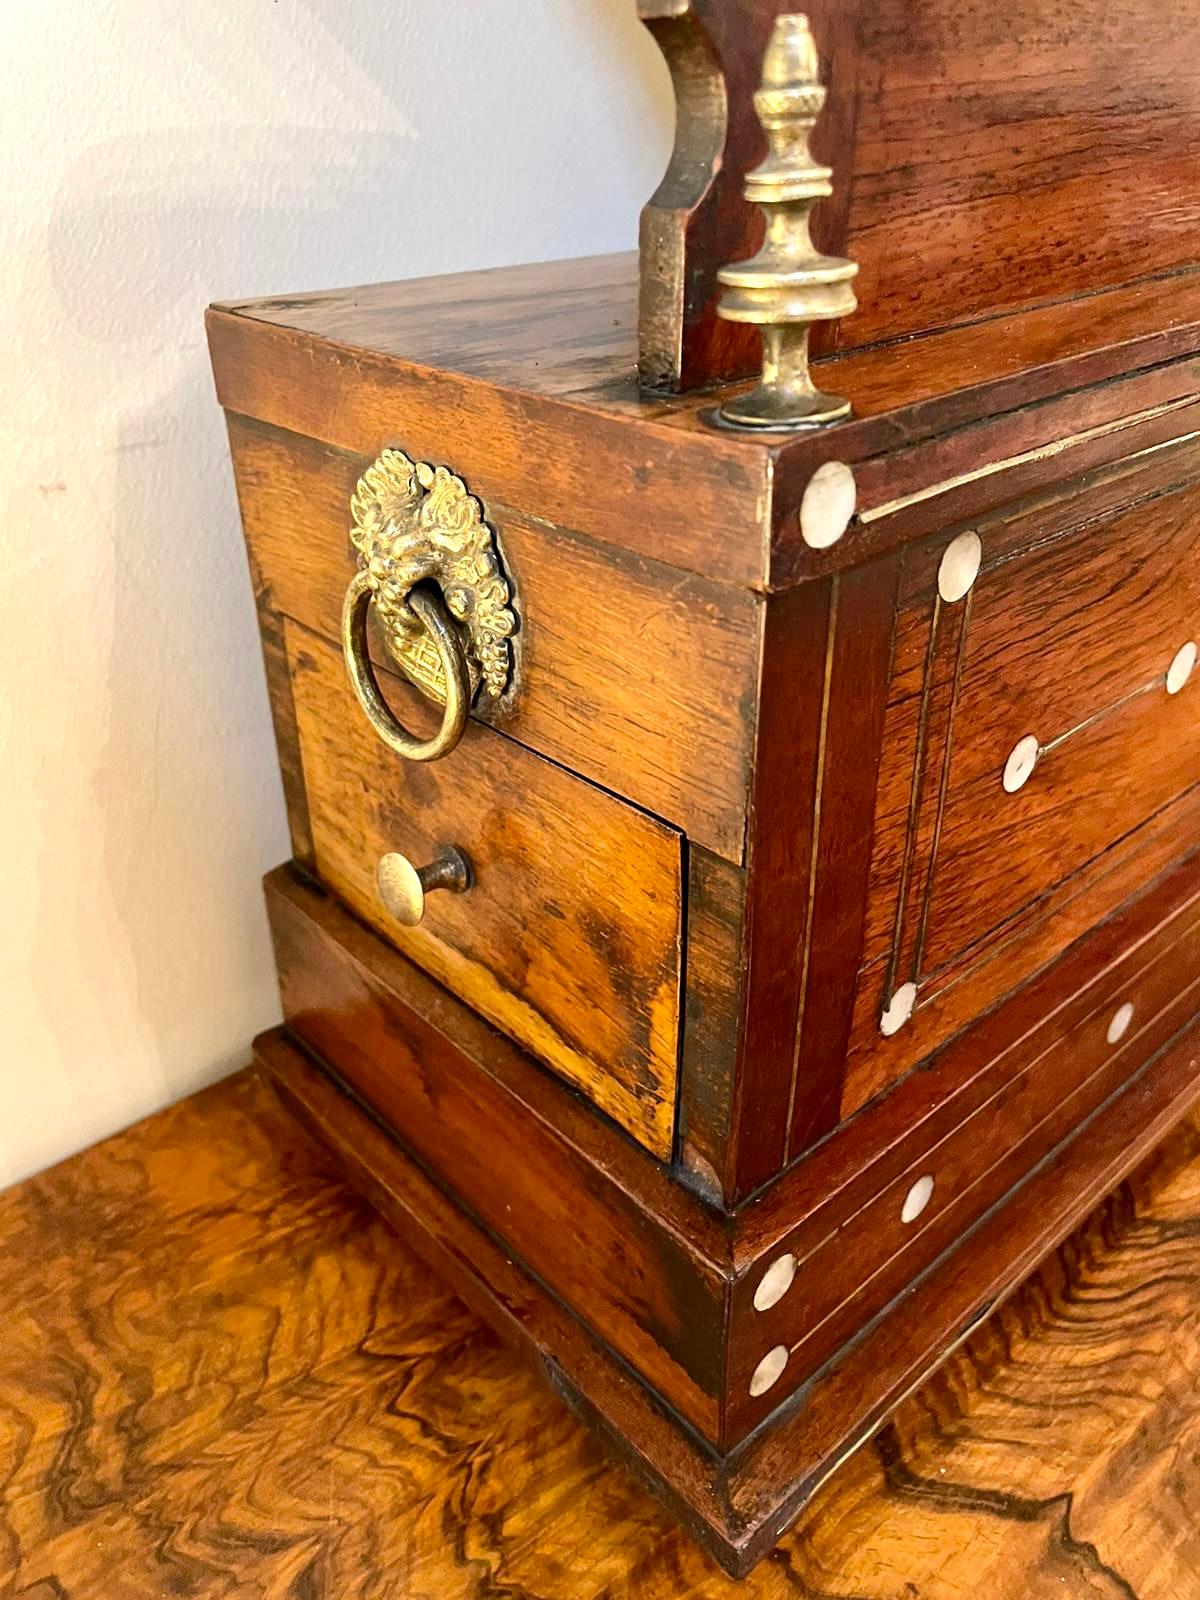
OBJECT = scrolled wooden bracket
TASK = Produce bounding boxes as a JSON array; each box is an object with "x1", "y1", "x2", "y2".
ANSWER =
[{"x1": 637, "y1": 0, "x2": 856, "y2": 396}]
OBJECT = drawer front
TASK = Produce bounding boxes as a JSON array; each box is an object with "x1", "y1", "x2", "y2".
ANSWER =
[
  {"x1": 924, "y1": 482, "x2": 1200, "y2": 968},
  {"x1": 284, "y1": 620, "x2": 683, "y2": 1157},
  {"x1": 226, "y1": 414, "x2": 757, "y2": 862},
  {"x1": 855, "y1": 464, "x2": 1200, "y2": 1111},
  {"x1": 729, "y1": 872, "x2": 1200, "y2": 1440}
]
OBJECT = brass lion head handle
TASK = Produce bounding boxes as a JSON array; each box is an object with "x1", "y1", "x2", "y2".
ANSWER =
[{"x1": 341, "y1": 449, "x2": 517, "y2": 762}]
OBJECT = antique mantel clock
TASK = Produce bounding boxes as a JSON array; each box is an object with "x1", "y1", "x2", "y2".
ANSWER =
[{"x1": 207, "y1": 1, "x2": 1200, "y2": 1573}]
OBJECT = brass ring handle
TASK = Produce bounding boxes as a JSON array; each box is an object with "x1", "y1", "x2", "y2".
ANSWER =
[{"x1": 341, "y1": 572, "x2": 470, "y2": 763}]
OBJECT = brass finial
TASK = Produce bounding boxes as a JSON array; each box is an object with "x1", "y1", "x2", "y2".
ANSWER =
[{"x1": 716, "y1": 15, "x2": 858, "y2": 430}]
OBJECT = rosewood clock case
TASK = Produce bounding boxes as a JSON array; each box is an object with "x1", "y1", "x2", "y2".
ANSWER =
[{"x1": 207, "y1": 0, "x2": 1200, "y2": 1575}]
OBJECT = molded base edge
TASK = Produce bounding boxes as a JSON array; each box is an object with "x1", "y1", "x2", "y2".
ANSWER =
[{"x1": 255, "y1": 1019, "x2": 1200, "y2": 1576}]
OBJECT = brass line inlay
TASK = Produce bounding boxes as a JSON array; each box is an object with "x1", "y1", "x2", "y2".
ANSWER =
[
  {"x1": 884, "y1": 576, "x2": 941, "y2": 1003},
  {"x1": 783, "y1": 907, "x2": 1200, "y2": 1290},
  {"x1": 785, "y1": 571, "x2": 840, "y2": 1147},
  {"x1": 1038, "y1": 676, "x2": 1161, "y2": 759},
  {"x1": 912, "y1": 587, "x2": 973, "y2": 982},
  {"x1": 859, "y1": 404, "x2": 1200, "y2": 525},
  {"x1": 984, "y1": 455, "x2": 1200, "y2": 577},
  {"x1": 887, "y1": 521, "x2": 1194, "y2": 995}
]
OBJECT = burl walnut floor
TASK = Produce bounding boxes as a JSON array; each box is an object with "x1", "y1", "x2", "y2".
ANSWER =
[{"x1": 3, "y1": 1069, "x2": 1200, "y2": 1598}]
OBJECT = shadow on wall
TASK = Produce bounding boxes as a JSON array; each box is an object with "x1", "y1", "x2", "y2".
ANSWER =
[
  {"x1": 10, "y1": 0, "x2": 671, "y2": 1181},
  {"x1": 295, "y1": 0, "x2": 674, "y2": 260},
  {"x1": 28, "y1": 129, "x2": 420, "y2": 1149}
]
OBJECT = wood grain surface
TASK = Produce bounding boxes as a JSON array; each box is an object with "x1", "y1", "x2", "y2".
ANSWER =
[
  {"x1": 846, "y1": 453, "x2": 1200, "y2": 1118},
  {"x1": 225, "y1": 412, "x2": 758, "y2": 863},
  {"x1": 211, "y1": 250, "x2": 1200, "y2": 1206},
  {"x1": 284, "y1": 622, "x2": 683, "y2": 1159},
  {"x1": 209, "y1": 257, "x2": 1200, "y2": 593},
  {"x1": 266, "y1": 866, "x2": 727, "y2": 1440},
  {"x1": 636, "y1": 0, "x2": 1200, "y2": 391},
  {"x1": 5, "y1": 1067, "x2": 1200, "y2": 1597}
]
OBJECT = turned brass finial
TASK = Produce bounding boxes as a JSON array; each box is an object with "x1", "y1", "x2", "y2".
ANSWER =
[{"x1": 716, "y1": 14, "x2": 858, "y2": 430}]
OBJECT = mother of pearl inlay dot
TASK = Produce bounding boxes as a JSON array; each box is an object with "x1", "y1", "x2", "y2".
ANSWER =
[
  {"x1": 749, "y1": 1344, "x2": 790, "y2": 1398},
  {"x1": 754, "y1": 1253, "x2": 798, "y2": 1312},
  {"x1": 880, "y1": 981, "x2": 918, "y2": 1037},
  {"x1": 938, "y1": 531, "x2": 983, "y2": 603},
  {"x1": 1003, "y1": 734, "x2": 1041, "y2": 794},
  {"x1": 800, "y1": 461, "x2": 857, "y2": 550},
  {"x1": 901, "y1": 1174, "x2": 935, "y2": 1225},
  {"x1": 1107, "y1": 1002, "x2": 1135, "y2": 1046},
  {"x1": 1167, "y1": 641, "x2": 1197, "y2": 696}
]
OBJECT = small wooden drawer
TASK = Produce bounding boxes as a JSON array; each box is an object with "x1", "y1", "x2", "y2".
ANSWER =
[
  {"x1": 284, "y1": 619, "x2": 683, "y2": 1158},
  {"x1": 921, "y1": 481, "x2": 1200, "y2": 973},
  {"x1": 854, "y1": 463, "x2": 1200, "y2": 1114}
]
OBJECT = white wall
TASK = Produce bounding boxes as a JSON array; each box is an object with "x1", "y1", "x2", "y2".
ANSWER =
[{"x1": 0, "y1": 0, "x2": 672, "y2": 1187}]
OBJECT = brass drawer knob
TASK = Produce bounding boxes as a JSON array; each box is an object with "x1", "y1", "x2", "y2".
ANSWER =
[{"x1": 377, "y1": 845, "x2": 472, "y2": 927}]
